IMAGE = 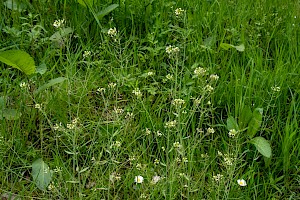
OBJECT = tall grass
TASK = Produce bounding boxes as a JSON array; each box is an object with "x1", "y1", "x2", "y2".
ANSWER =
[{"x1": 0, "y1": 0, "x2": 299, "y2": 199}]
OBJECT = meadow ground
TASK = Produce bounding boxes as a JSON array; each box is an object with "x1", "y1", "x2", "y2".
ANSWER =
[{"x1": 0, "y1": 0, "x2": 299, "y2": 199}]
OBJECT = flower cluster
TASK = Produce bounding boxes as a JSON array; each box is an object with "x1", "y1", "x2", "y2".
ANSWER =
[
  {"x1": 83, "y1": 50, "x2": 91, "y2": 58},
  {"x1": 108, "y1": 82, "x2": 117, "y2": 89},
  {"x1": 107, "y1": 27, "x2": 117, "y2": 37},
  {"x1": 112, "y1": 141, "x2": 121, "y2": 148},
  {"x1": 204, "y1": 85, "x2": 214, "y2": 93},
  {"x1": 166, "y1": 45, "x2": 180, "y2": 56},
  {"x1": 194, "y1": 67, "x2": 207, "y2": 76},
  {"x1": 173, "y1": 141, "x2": 181, "y2": 148},
  {"x1": 67, "y1": 118, "x2": 80, "y2": 130},
  {"x1": 207, "y1": 127, "x2": 215, "y2": 134},
  {"x1": 145, "y1": 128, "x2": 151, "y2": 136},
  {"x1": 53, "y1": 122, "x2": 64, "y2": 131},
  {"x1": 271, "y1": 86, "x2": 280, "y2": 92},
  {"x1": 147, "y1": 71, "x2": 155, "y2": 76},
  {"x1": 164, "y1": 74, "x2": 172, "y2": 81},
  {"x1": 175, "y1": 8, "x2": 185, "y2": 18},
  {"x1": 132, "y1": 88, "x2": 142, "y2": 98},
  {"x1": 110, "y1": 172, "x2": 121, "y2": 182},
  {"x1": 172, "y1": 99, "x2": 185, "y2": 107},
  {"x1": 151, "y1": 175, "x2": 161, "y2": 184},
  {"x1": 165, "y1": 120, "x2": 177, "y2": 128},
  {"x1": 19, "y1": 82, "x2": 28, "y2": 88},
  {"x1": 209, "y1": 74, "x2": 219, "y2": 81},
  {"x1": 213, "y1": 174, "x2": 223, "y2": 182},
  {"x1": 53, "y1": 19, "x2": 65, "y2": 28}
]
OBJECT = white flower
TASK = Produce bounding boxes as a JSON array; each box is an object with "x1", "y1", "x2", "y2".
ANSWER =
[
  {"x1": 237, "y1": 179, "x2": 247, "y2": 186},
  {"x1": 134, "y1": 175, "x2": 144, "y2": 184}
]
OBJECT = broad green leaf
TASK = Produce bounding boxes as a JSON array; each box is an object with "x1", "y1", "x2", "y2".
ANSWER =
[
  {"x1": 250, "y1": 136, "x2": 272, "y2": 158},
  {"x1": 234, "y1": 44, "x2": 245, "y2": 52},
  {"x1": 227, "y1": 116, "x2": 239, "y2": 131},
  {"x1": 36, "y1": 63, "x2": 47, "y2": 75},
  {"x1": 97, "y1": 4, "x2": 119, "y2": 20},
  {"x1": 220, "y1": 43, "x2": 233, "y2": 50},
  {"x1": 239, "y1": 106, "x2": 252, "y2": 129},
  {"x1": 3, "y1": 0, "x2": 27, "y2": 12},
  {"x1": 203, "y1": 36, "x2": 215, "y2": 47},
  {"x1": 0, "y1": 50, "x2": 36, "y2": 75},
  {"x1": 247, "y1": 108, "x2": 263, "y2": 138},
  {"x1": 0, "y1": 109, "x2": 22, "y2": 120},
  {"x1": 220, "y1": 43, "x2": 245, "y2": 52},
  {"x1": 49, "y1": 27, "x2": 73, "y2": 41},
  {"x1": 32, "y1": 159, "x2": 52, "y2": 191},
  {"x1": 78, "y1": 0, "x2": 94, "y2": 7},
  {"x1": 34, "y1": 77, "x2": 66, "y2": 94}
]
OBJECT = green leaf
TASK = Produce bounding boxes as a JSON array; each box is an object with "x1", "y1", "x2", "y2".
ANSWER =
[
  {"x1": 96, "y1": 4, "x2": 119, "y2": 20},
  {"x1": 247, "y1": 108, "x2": 263, "y2": 138},
  {"x1": 3, "y1": 0, "x2": 27, "y2": 12},
  {"x1": 239, "y1": 106, "x2": 252, "y2": 129},
  {"x1": 78, "y1": 0, "x2": 95, "y2": 7},
  {"x1": 226, "y1": 116, "x2": 239, "y2": 131},
  {"x1": 250, "y1": 136, "x2": 272, "y2": 158},
  {"x1": 0, "y1": 50, "x2": 36, "y2": 75},
  {"x1": 0, "y1": 109, "x2": 22, "y2": 120},
  {"x1": 203, "y1": 36, "x2": 215, "y2": 47},
  {"x1": 220, "y1": 43, "x2": 245, "y2": 52},
  {"x1": 36, "y1": 63, "x2": 47, "y2": 75},
  {"x1": 34, "y1": 77, "x2": 66, "y2": 94},
  {"x1": 234, "y1": 44, "x2": 245, "y2": 52},
  {"x1": 32, "y1": 159, "x2": 53, "y2": 191},
  {"x1": 220, "y1": 43, "x2": 234, "y2": 50},
  {"x1": 49, "y1": 27, "x2": 73, "y2": 41}
]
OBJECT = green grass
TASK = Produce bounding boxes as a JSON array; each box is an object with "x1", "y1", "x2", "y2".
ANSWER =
[{"x1": 0, "y1": 0, "x2": 299, "y2": 199}]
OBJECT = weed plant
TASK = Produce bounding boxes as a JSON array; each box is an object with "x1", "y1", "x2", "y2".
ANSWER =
[{"x1": 0, "y1": 0, "x2": 299, "y2": 199}]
